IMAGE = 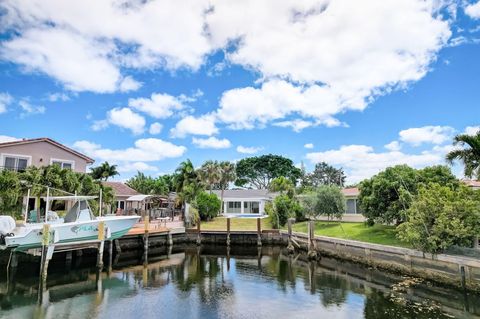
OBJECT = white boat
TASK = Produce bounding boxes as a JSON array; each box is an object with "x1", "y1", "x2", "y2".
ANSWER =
[{"x1": 0, "y1": 195, "x2": 140, "y2": 252}]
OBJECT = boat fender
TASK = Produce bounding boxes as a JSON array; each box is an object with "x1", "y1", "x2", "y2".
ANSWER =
[{"x1": 0, "y1": 216, "x2": 16, "y2": 235}]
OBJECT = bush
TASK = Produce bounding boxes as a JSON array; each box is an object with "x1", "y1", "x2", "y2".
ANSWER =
[
  {"x1": 194, "y1": 192, "x2": 221, "y2": 221},
  {"x1": 299, "y1": 186, "x2": 345, "y2": 221},
  {"x1": 268, "y1": 194, "x2": 302, "y2": 228},
  {"x1": 397, "y1": 183, "x2": 480, "y2": 254}
]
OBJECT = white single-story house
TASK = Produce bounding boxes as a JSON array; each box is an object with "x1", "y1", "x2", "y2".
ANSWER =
[{"x1": 212, "y1": 189, "x2": 278, "y2": 216}]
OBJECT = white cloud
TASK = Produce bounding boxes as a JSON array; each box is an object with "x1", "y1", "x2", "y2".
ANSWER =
[
  {"x1": 18, "y1": 100, "x2": 45, "y2": 117},
  {"x1": 128, "y1": 92, "x2": 186, "y2": 119},
  {"x1": 0, "y1": 93, "x2": 13, "y2": 114},
  {"x1": 210, "y1": 0, "x2": 451, "y2": 128},
  {"x1": 47, "y1": 92, "x2": 70, "y2": 102},
  {"x1": 192, "y1": 136, "x2": 231, "y2": 149},
  {"x1": 236, "y1": 145, "x2": 263, "y2": 154},
  {"x1": 106, "y1": 107, "x2": 146, "y2": 135},
  {"x1": 274, "y1": 119, "x2": 316, "y2": 132},
  {"x1": 91, "y1": 119, "x2": 109, "y2": 131},
  {"x1": 306, "y1": 144, "x2": 447, "y2": 184},
  {"x1": 0, "y1": 0, "x2": 211, "y2": 92},
  {"x1": 0, "y1": 135, "x2": 18, "y2": 143},
  {"x1": 170, "y1": 114, "x2": 218, "y2": 138},
  {"x1": 73, "y1": 138, "x2": 186, "y2": 162},
  {"x1": 464, "y1": 126, "x2": 480, "y2": 135},
  {"x1": 149, "y1": 122, "x2": 163, "y2": 135},
  {"x1": 304, "y1": 143, "x2": 314, "y2": 149},
  {"x1": 384, "y1": 141, "x2": 402, "y2": 151},
  {"x1": 465, "y1": 1, "x2": 480, "y2": 19},
  {"x1": 119, "y1": 76, "x2": 142, "y2": 92},
  {"x1": 117, "y1": 161, "x2": 158, "y2": 173},
  {"x1": 399, "y1": 125, "x2": 455, "y2": 146}
]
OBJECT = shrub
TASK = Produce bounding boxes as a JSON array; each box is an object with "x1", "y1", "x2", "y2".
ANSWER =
[
  {"x1": 315, "y1": 185, "x2": 346, "y2": 220},
  {"x1": 397, "y1": 183, "x2": 480, "y2": 254},
  {"x1": 268, "y1": 194, "x2": 302, "y2": 228},
  {"x1": 194, "y1": 192, "x2": 221, "y2": 221}
]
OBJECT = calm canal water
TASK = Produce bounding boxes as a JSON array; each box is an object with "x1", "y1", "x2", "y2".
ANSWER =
[{"x1": 0, "y1": 245, "x2": 479, "y2": 319}]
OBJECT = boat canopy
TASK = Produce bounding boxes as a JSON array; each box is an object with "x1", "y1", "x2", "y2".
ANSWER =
[
  {"x1": 64, "y1": 200, "x2": 95, "y2": 223},
  {"x1": 126, "y1": 195, "x2": 152, "y2": 202},
  {"x1": 41, "y1": 195, "x2": 98, "y2": 201}
]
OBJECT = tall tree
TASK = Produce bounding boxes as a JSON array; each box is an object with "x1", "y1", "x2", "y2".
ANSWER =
[
  {"x1": 90, "y1": 161, "x2": 119, "y2": 181},
  {"x1": 308, "y1": 162, "x2": 346, "y2": 187},
  {"x1": 235, "y1": 154, "x2": 302, "y2": 189},
  {"x1": 197, "y1": 160, "x2": 221, "y2": 193},
  {"x1": 126, "y1": 172, "x2": 168, "y2": 195},
  {"x1": 174, "y1": 159, "x2": 202, "y2": 204},
  {"x1": 218, "y1": 161, "x2": 236, "y2": 214},
  {"x1": 446, "y1": 131, "x2": 480, "y2": 180}
]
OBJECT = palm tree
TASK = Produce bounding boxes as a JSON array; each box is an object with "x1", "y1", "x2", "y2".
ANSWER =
[
  {"x1": 446, "y1": 131, "x2": 480, "y2": 180},
  {"x1": 90, "y1": 162, "x2": 119, "y2": 181},
  {"x1": 218, "y1": 161, "x2": 236, "y2": 214},
  {"x1": 197, "y1": 160, "x2": 221, "y2": 193},
  {"x1": 174, "y1": 159, "x2": 201, "y2": 205}
]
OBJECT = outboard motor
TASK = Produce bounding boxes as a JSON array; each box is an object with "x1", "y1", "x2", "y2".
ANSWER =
[{"x1": 0, "y1": 216, "x2": 16, "y2": 245}]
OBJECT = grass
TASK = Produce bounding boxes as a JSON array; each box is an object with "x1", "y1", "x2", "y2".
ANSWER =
[
  {"x1": 198, "y1": 216, "x2": 407, "y2": 247},
  {"x1": 197, "y1": 216, "x2": 273, "y2": 231},
  {"x1": 288, "y1": 221, "x2": 407, "y2": 247}
]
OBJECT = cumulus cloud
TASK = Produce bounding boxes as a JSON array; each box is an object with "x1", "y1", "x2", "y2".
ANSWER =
[
  {"x1": 170, "y1": 114, "x2": 218, "y2": 138},
  {"x1": 236, "y1": 145, "x2": 263, "y2": 154},
  {"x1": 384, "y1": 141, "x2": 402, "y2": 151},
  {"x1": 149, "y1": 122, "x2": 163, "y2": 135},
  {"x1": 274, "y1": 119, "x2": 316, "y2": 133},
  {"x1": 192, "y1": 136, "x2": 232, "y2": 149},
  {"x1": 464, "y1": 126, "x2": 480, "y2": 135},
  {"x1": 106, "y1": 107, "x2": 146, "y2": 135},
  {"x1": 128, "y1": 92, "x2": 187, "y2": 119},
  {"x1": 47, "y1": 92, "x2": 70, "y2": 102},
  {"x1": 117, "y1": 161, "x2": 158, "y2": 173},
  {"x1": 18, "y1": 100, "x2": 45, "y2": 117},
  {"x1": 119, "y1": 76, "x2": 142, "y2": 92},
  {"x1": 0, "y1": 93, "x2": 13, "y2": 114},
  {"x1": 399, "y1": 125, "x2": 455, "y2": 146},
  {"x1": 73, "y1": 138, "x2": 186, "y2": 162},
  {"x1": 304, "y1": 143, "x2": 314, "y2": 149},
  {"x1": 0, "y1": 135, "x2": 18, "y2": 143},
  {"x1": 306, "y1": 144, "x2": 447, "y2": 184},
  {"x1": 465, "y1": 1, "x2": 480, "y2": 19}
]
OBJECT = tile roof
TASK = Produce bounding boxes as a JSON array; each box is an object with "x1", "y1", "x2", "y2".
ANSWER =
[
  {"x1": 342, "y1": 187, "x2": 359, "y2": 197},
  {"x1": 462, "y1": 180, "x2": 480, "y2": 187},
  {"x1": 103, "y1": 182, "x2": 140, "y2": 196},
  {"x1": 0, "y1": 137, "x2": 94, "y2": 163}
]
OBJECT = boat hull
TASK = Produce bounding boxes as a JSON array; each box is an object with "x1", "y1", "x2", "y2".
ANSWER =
[{"x1": 1, "y1": 216, "x2": 140, "y2": 252}]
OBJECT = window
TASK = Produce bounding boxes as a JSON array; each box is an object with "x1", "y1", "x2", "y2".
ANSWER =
[
  {"x1": 51, "y1": 159, "x2": 74, "y2": 170},
  {"x1": 3, "y1": 155, "x2": 29, "y2": 171}
]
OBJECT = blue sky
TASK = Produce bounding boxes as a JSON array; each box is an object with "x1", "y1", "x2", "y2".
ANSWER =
[{"x1": 1, "y1": 0, "x2": 480, "y2": 183}]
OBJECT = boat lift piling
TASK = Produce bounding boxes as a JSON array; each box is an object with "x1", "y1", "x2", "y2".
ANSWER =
[
  {"x1": 226, "y1": 217, "x2": 231, "y2": 246},
  {"x1": 257, "y1": 217, "x2": 262, "y2": 247}
]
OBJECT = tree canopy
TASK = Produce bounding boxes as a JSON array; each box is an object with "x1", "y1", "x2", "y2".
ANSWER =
[
  {"x1": 90, "y1": 161, "x2": 119, "y2": 181},
  {"x1": 306, "y1": 162, "x2": 346, "y2": 187},
  {"x1": 235, "y1": 154, "x2": 302, "y2": 189},
  {"x1": 397, "y1": 183, "x2": 480, "y2": 254},
  {"x1": 446, "y1": 130, "x2": 480, "y2": 180},
  {"x1": 359, "y1": 165, "x2": 458, "y2": 225},
  {"x1": 126, "y1": 172, "x2": 170, "y2": 195}
]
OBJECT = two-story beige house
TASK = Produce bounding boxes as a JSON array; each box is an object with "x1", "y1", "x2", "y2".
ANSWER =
[{"x1": 0, "y1": 137, "x2": 94, "y2": 173}]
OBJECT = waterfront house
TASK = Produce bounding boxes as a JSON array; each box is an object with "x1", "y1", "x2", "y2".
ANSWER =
[
  {"x1": 103, "y1": 182, "x2": 140, "y2": 212},
  {"x1": 0, "y1": 137, "x2": 94, "y2": 173},
  {"x1": 462, "y1": 180, "x2": 480, "y2": 190},
  {"x1": 212, "y1": 189, "x2": 278, "y2": 216}
]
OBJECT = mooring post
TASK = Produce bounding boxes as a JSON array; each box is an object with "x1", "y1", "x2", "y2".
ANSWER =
[
  {"x1": 107, "y1": 240, "x2": 114, "y2": 274},
  {"x1": 196, "y1": 219, "x2": 201, "y2": 246},
  {"x1": 257, "y1": 218, "x2": 262, "y2": 247},
  {"x1": 474, "y1": 236, "x2": 479, "y2": 250},
  {"x1": 460, "y1": 265, "x2": 467, "y2": 290},
  {"x1": 287, "y1": 218, "x2": 295, "y2": 254},
  {"x1": 39, "y1": 224, "x2": 51, "y2": 292},
  {"x1": 226, "y1": 217, "x2": 231, "y2": 246},
  {"x1": 307, "y1": 220, "x2": 318, "y2": 260},
  {"x1": 308, "y1": 261, "x2": 316, "y2": 293},
  {"x1": 97, "y1": 221, "x2": 105, "y2": 269},
  {"x1": 144, "y1": 215, "x2": 150, "y2": 253},
  {"x1": 167, "y1": 231, "x2": 173, "y2": 246}
]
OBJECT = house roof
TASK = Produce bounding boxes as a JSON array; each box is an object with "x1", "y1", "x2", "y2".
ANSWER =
[
  {"x1": 0, "y1": 137, "x2": 94, "y2": 163},
  {"x1": 462, "y1": 180, "x2": 480, "y2": 188},
  {"x1": 212, "y1": 189, "x2": 277, "y2": 199},
  {"x1": 342, "y1": 187, "x2": 359, "y2": 197},
  {"x1": 103, "y1": 182, "x2": 140, "y2": 196}
]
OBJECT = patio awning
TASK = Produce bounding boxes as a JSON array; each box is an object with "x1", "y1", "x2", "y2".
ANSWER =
[{"x1": 126, "y1": 194, "x2": 151, "y2": 202}]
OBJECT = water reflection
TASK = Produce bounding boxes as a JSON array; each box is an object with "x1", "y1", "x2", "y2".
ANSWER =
[{"x1": 0, "y1": 245, "x2": 479, "y2": 319}]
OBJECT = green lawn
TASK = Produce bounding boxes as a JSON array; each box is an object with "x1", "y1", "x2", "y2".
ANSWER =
[
  {"x1": 288, "y1": 221, "x2": 406, "y2": 247},
  {"x1": 197, "y1": 216, "x2": 273, "y2": 231},
  {"x1": 197, "y1": 217, "x2": 407, "y2": 247}
]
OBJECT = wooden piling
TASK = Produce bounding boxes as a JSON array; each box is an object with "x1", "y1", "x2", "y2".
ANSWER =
[
  {"x1": 257, "y1": 218, "x2": 262, "y2": 247},
  {"x1": 226, "y1": 217, "x2": 231, "y2": 246},
  {"x1": 97, "y1": 221, "x2": 105, "y2": 269},
  {"x1": 39, "y1": 224, "x2": 51, "y2": 292},
  {"x1": 143, "y1": 216, "x2": 150, "y2": 257},
  {"x1": 307, "y1": 220, "x2": 318, "y2": 260},
  {"x1": 287, "y1": 218, "x2": 295, "y2": 254},
  {"x1": 196, "y1": 220, "x2": 201, "y2": 245}
]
